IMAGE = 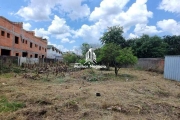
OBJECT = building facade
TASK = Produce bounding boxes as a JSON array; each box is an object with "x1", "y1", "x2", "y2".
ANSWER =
[
  {"x1": 47, "y1": 45, "x2": 63, "y2": 60},
  {"x1": 0, "y1": 16, "x2": 47, "y2": 58}
]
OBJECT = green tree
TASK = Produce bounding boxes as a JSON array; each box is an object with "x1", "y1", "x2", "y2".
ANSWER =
[
  {"x1": 98, "y1": 43, "x2": 120, "y2": 70},
  {"x1": 127, "y1": 34, "x2": 168, "y2": 58},
  {"x1": 98, "y1": 43, "x2": 137, "y2": 76},
  {"x1": 115, "y1": 48, "x2": 137, "y2": 76},
  {"x1": 63, "y1": 53, "x2": 79, "y2": 65},
  {"x1": 81, "y1": 43, "x2": 90, "y2": 57},
  {"x1": 163, "y1": 35, "x2": 180, "y2": 55},
  {"x1": 100, "y1": 25, "x2": 126, "y2": 48}
]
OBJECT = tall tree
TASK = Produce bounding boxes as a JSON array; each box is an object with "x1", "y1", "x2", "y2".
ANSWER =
[
  {"x1": 163, "y1": 35, "x2": 180, "y2": 55},
  {"x1": 100, "y1": 26, "x2": 126, "y2": 48},
  {"x1": 128, "y1": 34, "x2": 168, "y2": 58}
]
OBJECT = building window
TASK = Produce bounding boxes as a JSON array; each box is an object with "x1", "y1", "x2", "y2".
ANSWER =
[
  {"x1": 1, "y1": 31, "x2": 5, "y2": 36},
  {"x1": 22, "y1": 39, "x2": 24, "y2": 43},
  {"x1": 25, "y1": 40, "x2": 27, "y2": 44},
  {"x1": 30, "y1": 55, "x2": 32, "y2": 58},
  {"x1": 15, "y1": 36, "x2": 19, "y2": 44},
  {"x1": 7, "y1": 33, "x2": 10, "y2": 38},
  {"x1": 35, "y1": 54, "x2": 38, "y2": 58},
  {"x1": 30, "y1": 42, "x2": 33, "y2": 48},
  {"x1": 1, "y1": 49, "x2": 11, "y2": 56},
  {"x1": 15, "y1": 53, "x2": 19, "y2": 56},
  {"x1": 39, "y1": 46, "x2": 41, "y2": 50},
  {"x1": 22, "y1": 52, "x2": 28, "y2": 57},
  {"x1": 35, "y1": 44, "x2": 37, "y2": 47}
]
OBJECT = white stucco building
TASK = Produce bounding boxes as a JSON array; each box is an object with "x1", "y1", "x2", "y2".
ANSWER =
[{"x1": 46, "y1": 45, "x2": 63, "y2": 61}]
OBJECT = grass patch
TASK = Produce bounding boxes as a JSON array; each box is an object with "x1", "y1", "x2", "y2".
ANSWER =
[
  {"x1": 0, "y1": 96, "x2": 25, "y2": 112},
  {"x1": 0, "y1": 73, "x2": 13, "y2": 78},
  {"x1": 42, "y1": 77, "x2": 50, "y2": 82},
  {"x1": 13, "y1": 67, "x2": 22, "y2": 74},
  {"x1": 55, "y1": 77, "x2": 66, "y2": 84}
]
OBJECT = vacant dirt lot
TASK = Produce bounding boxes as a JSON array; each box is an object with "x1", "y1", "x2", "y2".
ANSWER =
[{"x1": 0, "y1": 68, "x2": 180, "y2": 120}]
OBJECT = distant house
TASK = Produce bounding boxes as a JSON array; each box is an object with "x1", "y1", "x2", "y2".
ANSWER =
[{"x1": 47, "y1": 45, "x2": 63, "y2": 61}]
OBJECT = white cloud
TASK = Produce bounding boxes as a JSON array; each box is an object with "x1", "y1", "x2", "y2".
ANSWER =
[
  {"x1": 34, "y1": 28, "x2": 50, "y2": 37},
  {"x1": 48, "y1": 41, "x2": 68, "y2": 52},
  {"x1": 16, "y1": 0, "x2": 58, "y2": 21},
  {"x1": 74, "y1": 20, "x2": 105, "y2": 43},
  {"x1": 157, "y1": 19, "x2": 180, "y2": 35},
  {"x1": 55, "y1": 33, "x2": 72, "y2": 39},
  {"x1": 33, "y1": 15, "x2": 76, "y2": 43},
  {"x1": 134, "y1": 24, "x2": 162, "y2": 35},
  {"x1": 158, "y1": 0, "x2": 180, "y2": 14},
  {"x1": 23, "y1": 22, "x2": 31, "y2": 30},
  {"x1": 16, "y1": 0, "x2": 90, "y2": 21},
  {"x1": 59, "y1": 0, "x2": 90, "y2": 20},
  {"x1": 61, "y1": 38, "x2": 75, "y2": 43},
  {"x1": 128, "y1": 33, "x2": 139, "y2": 39},
  {"x1": 75, "y1": 0, "x2": 153, "y2": 43},
  {"x1": 47, "y1": 15, "x2": 76, "y2": 42},
  {"x1": 113, "y1": 0, "x2": 153, "y2": 31},
  {"x1": 48, "y1": 15, "x2": 70, "y2": 34},
  {"x1": 90, "y1": 0, "x2": 152, "y2": 29},
  {"x1": 90, "y1": 0, "x2": 129, "y2": 21}
]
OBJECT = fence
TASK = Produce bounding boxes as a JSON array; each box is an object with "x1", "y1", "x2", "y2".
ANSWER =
[
  {"x1": 0, "y1": 56, "x2": 62, "y2": 66},
  {"x1": 0, "y1": 56, "x2": 19, "y2": 73},
  {"x1": 164, "y1": 56, "x2": 180, "y2": 81},
  {"x1": 0, "y1": 56, "x2": 165, "y2": 73},
  {"x1": 136, "y1": 58, "x2": 164, "y2": 73},
  {"x1": 0, "y1": 56, "x2": 19, "y2": 66}
]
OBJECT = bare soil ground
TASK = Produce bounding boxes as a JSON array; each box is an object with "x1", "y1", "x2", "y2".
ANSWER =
[{"x1": 0, "y1": 68, "x2": 180, "y2": 120}]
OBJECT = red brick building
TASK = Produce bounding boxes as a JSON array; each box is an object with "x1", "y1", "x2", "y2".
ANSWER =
[{"x1": 0, "y1": 16, "x2": 47, "y2": 58}]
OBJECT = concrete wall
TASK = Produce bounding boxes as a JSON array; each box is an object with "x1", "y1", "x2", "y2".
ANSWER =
[
  {"x1": 136, "y1": 58, "x2": 164, "y2": 73},
  {"x1": 0, "y1": 16, "x2": 47, "y2": 58},
  {"x1": 18, "y1": 57, "x2": 39, "y2": 66}
]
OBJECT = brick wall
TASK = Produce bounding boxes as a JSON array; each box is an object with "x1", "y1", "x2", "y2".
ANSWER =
[{"x1": 0, "y1": 16, "x2": 47, "y2": 58}]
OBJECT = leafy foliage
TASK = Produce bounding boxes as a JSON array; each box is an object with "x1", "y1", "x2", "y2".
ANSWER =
[
  {"x1": 163, "y1": 35, "x2": 180, "y2": 55},
  {"x1": 97, "y1": 43, "x2": 137, "y2": 76},
  {"x1": 126, "y1": 34, "x2": 168, "y2": 58},
  {"x1": 63, "y1": 53, "x2": 79, "y2": 64},
  {"x1": 81, "y1": 43, "x2": 91, "y2": 57},
  {"x1": 115, "y1": 48, "x2": 137, "y2": 67},
  {"x1": 100, "y1": 26, "x2": 126, "y2": 48}
]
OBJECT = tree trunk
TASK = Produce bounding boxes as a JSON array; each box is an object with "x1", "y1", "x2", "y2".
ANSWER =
[
  {"x1": 106, "y1": 62, "x2": 110, "y2": 70},
  {"x1": 115, "y1": 66, "x2": 118, "y2": 76}
]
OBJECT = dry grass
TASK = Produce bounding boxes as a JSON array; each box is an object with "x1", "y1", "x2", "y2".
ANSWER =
[{"x1": 0, "y1": 68, "x2": 180, "y2": 120}]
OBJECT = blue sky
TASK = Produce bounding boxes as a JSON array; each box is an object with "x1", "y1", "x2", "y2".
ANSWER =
[{"x1": 0, "y1": 0, "x2": 180, "y2": 54}]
